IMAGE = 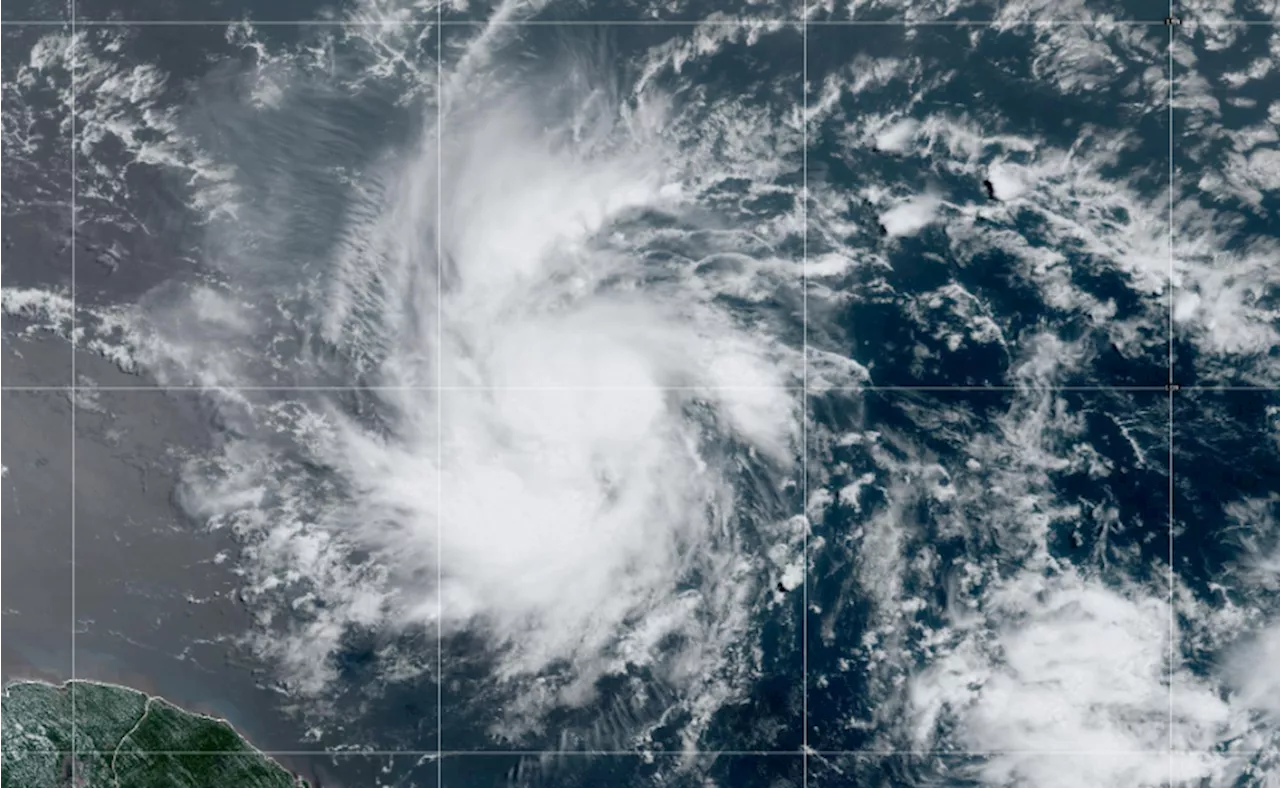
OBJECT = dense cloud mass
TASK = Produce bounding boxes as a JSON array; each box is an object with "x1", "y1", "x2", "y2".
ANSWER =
[{"x1": 11, "y1": 14, "x2": 816, "y2": 749}]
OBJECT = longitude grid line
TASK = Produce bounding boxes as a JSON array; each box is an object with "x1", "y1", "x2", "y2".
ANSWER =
[
  {"x1": 436, "y1": 4, "x2": 444, "y2": 784},
  {"x1": 801, "y1": 2, "x2": 809, "y2": 785},
  {"x1": 1167, "y1": 5, "x2": 1176, "y2": 778},
  {"x1": 70, "y1": 0, "x2": 78, "y2": 773}
]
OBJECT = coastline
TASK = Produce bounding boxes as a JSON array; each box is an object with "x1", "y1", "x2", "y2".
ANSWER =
[{"x1": 1, "y1": 678, "x2": 310, "y2": 787}]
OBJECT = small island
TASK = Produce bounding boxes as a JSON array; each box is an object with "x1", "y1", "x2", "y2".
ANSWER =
[{"x1": 1, "y1": 680, "x2": 308, "y2": 788}]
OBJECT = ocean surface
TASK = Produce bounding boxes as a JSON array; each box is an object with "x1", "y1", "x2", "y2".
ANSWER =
[{"x1": 3, "y1": 0, "x2": 1279, "y2": 786}]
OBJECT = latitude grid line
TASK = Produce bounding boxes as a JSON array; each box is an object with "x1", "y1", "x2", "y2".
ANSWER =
[
  {"x1": 3, "y1": 385, "x2": 1280, "y2": 391},
  {"x1": 3, "y1": 4, "x2": 1267, "y2": 780},
  {"x1": 6, "y1": 385, "x2": 1280, "y2": 391},
  {"x1": 0, "y1": 15, "x2": 1274, "y2": 23},
  {"x1": 9, "y1": 747, "x2": 1274, "y2": 756},
  {"x1": 0, "y1": 752, "x2": 1264, "y2": 757},
  {"x1": 1, "y1": 17, "x2": 1278, "y2": 24}
]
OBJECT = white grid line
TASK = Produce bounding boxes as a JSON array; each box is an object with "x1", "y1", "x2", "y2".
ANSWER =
[
  {"x1": 435, "y1": 0, "x2": 444, "y2": 779},
  {"x1": 4, "y1": 18, "x2": 1280, "y2": 26},
  {"x1": 5, "y1": 4, "x2": 1265, "y2": 777},
  {"x1": 0, "y1": 19, "x2": 1235, "y2": 26},
  {"x1": 13, "y1": 747, "x2": 1272, "y2": 757},
  {"x1": 801, "y1": 6, "x2": 809, "y2": 785},
  {"x1": 1166, "y1": 9, "x2": 1177, "y2": 777},
  {"x1": 7, "y1": 384, "x2": 1265, "y2": 392},
  {"x1": 69, "y1": 0, "x2": 78, "y2": 771}
]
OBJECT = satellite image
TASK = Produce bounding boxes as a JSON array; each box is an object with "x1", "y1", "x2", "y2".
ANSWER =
[{"x1": 1, "y1": 0, "x2": 1278, "y2": 786}]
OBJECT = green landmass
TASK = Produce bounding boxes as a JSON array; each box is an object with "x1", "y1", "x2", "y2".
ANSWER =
[{"x1": 1, "y1": 680, "x2": 308, "y2": 788}]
